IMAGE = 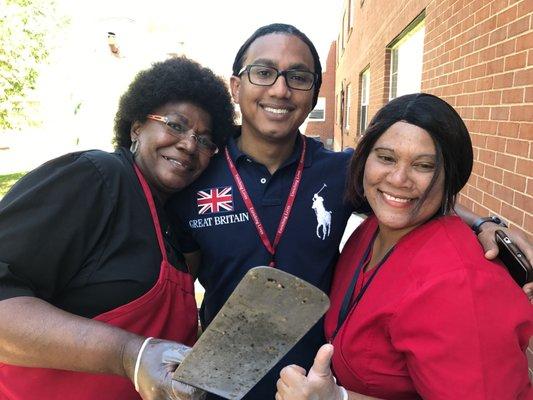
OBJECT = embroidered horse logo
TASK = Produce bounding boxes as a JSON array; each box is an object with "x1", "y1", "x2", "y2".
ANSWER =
[{"x1": 312, "y1": 184, "x2": 332, "y2": 240}]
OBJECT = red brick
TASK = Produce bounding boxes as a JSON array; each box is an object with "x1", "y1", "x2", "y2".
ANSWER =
[
  {"x1": 495, "y1": 39, "x2": 516, "y2": 57},
  {"x1": 496, "y1": 152, "x2": 517, "y2": 170},
  {"x1": 474, "y1": 33, "x2": 490, "y2": 51},
  {"x1": 476, "y1": 76, "x2": 494, "y2": 90},
  {"x1": 508, "y1": 15, "x2": 530, "y2": 37},
  {"x1": 490, "y1": 106, "x2": 510, "y2": 120},
  {"x1": 485, "y1": 164, "x2": 504, "y2": 182},
  {"x1": 491, "y1": 0, "x2": 510, "y2": 16},
  {"x1": 514, "y1": 192, "x2": 533, "y2": 214},
  {"x1": 489, "y1": 25, "x2": 508, "y2": 45},
  {"x1": 468, "y1": 183, "x2": 484, "y2": 202},
  {"x1": 502, "y1": 88, "x2": 525, "y2": 103},
  {"x1": 504, "y1": 52, "x2": 528, "y2": 70},
  {"x1": 479, "y1": 120, "x2": 499, "y2": 134},
  {"x1": 473, "y1": 160, "x2": 485, "y2": 175},
  {"x1": 493, "y1": 72, "x2": 515, "y2": 88},
  {"x1": 518, "y1": 122, "x2": 533, "y2": 140},
  {"x1": 514, "y1": 68, "x2": 533, "y2": 85},
  {"x1": 479, "y1": 46, "x2": 497, "y2": 63},
  {"x1": 487, "y1": 58, "x2": 506, "y2": 74},
  {"x1": 475, "y1": 4, "x2": 491, "y2": 24},
  {"x1": 487, "y1": 136, "x2": 507, "y2": 151},
  {"x1": 506, "y1": 138, "x2": 530, "y2": 157},
  {"x1": 463, "y1": 80, "x2": 477, "y2": 93},
  {"x1": 473, "y1": 203, "x2": 491, "y2": 217},
  {"x1": 516, "y1": 31, "x2": 533, "y2": 52},
  {"x1": 475, "y1": 107, "x2": 491, "y2": 119},
  {"x1": 497, "y1": 5, "x2": 518, "y2": 27},
  {"x1": 483, "y1": 91, "x2": 502, "y2": 105},
  {"x1": 527, "y1": 178, "x2": 533, "y2": 197},
  {"x1": 477, "y1": 176, "x2": 495, "y2": 193},
  {"x1": 503, "y1": 170, "x2": 527, "y2": 191},
  {"x1": 494, "y1": 183, "x2": 515, "y2": 204},
  {"x1": 516, "y1": 158, "x2": 533, "y2": 176},
  {"x1": 469, "y1": 92, "x2": 484, "y2": 106},
  {"x1": 500, "y1": 202, "x2": 525, "y2": 226},
  {"x1": 529, "y1": 49, "x2": 533, "y2": 66},
  {"x1": 517, "y1": 0, "x2": 533, "y2": 15},
  {"x1": 471, "y1": 132, "x2": 488, "y2": 147},
  {"x1": 479, "y1": 148, "x2": 497, "y2": 164},
  {"x1": 484, "y1": 193, "x2": 503, "y2": 211},
  {"x1": 510, "y1": 105, "x2": 533, "y2": 122},
  {"x1": 524, "y1": 213, "x2": 533, "y2": 235},
  {"x1": 497, "y1": 121, "x2": 520, "y2": 137}
]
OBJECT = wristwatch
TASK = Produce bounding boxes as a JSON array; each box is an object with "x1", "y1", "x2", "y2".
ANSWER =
[{"x1": 471, "y1": 215, "x2": 508, "y2": 235}]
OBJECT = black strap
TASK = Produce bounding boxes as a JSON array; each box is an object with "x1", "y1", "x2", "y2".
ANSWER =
[{"x1": 333, "y1": 235, "x2": 395, "y2": 338}]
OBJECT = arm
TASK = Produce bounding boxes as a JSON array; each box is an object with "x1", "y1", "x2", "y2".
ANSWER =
[
  {"x1": 275, "y1": 344, "x2": 383, "y2": 400},
  {"x1": 0, "y1": 297, "x2": 200, "y2": 400},
  {"x1": 391, "y1": 269, "x2": 532, "y2": 399},
  {"x1": 184, "y1": 250, "x2": 202, "y2": 278},
  {"x1": 454, "y1": 204, "x2": 532, "y2": 262}
]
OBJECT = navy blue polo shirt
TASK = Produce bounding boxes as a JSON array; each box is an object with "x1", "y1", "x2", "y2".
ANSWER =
[{"x1": 168, "y1": 133, "x2": 354, "y2": 399}]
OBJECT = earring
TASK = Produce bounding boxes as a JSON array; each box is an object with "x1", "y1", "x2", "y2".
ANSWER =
[{"x1": 130, "y1": 139, "x2": 139, "y2": 155}]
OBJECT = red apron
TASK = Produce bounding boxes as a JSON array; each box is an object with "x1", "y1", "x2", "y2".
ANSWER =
[{"x1": 0, "y1": 164, "x2": 198, "y2": 399}]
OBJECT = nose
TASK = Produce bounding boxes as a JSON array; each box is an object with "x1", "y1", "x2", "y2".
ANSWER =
[
  {"x1": 268, "y1": 74, "x2": 291, "y2": 98},
  {"x1": 386, "y1": 164, "x2": 412, "y2": 188},
  {"x1": 176, "y1": 131, "x2": 199, "y2": 154}
]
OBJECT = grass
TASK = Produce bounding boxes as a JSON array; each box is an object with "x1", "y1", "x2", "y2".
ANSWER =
[{"x1": 0, "y1": 172, "x2": 26, "y2": 198}]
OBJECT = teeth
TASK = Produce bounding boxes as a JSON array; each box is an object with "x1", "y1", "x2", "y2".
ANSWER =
[
  {"x1": 382, "y1": 192, "x2": 413, "y2": 203},
  {"x1": 264, "y1": 106, "x2": 289, "y2": 114},
  {"x1": 164, "y1": 156, "x2": 183, "y2": 168}
]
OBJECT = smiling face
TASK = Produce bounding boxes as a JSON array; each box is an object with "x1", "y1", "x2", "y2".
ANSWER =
[
  {"x1": 131, "y1": 101, "x2": 212, "y2": 200},
  {"x1": 230, "y1": 33, "x2": 315, "y2": 144},
  {"x1": 363, "y1": 121, "x2": 445, "y2": 241}
]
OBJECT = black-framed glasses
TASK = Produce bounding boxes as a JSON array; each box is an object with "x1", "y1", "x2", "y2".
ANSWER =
[
  {"x1": 146, "y1": 114, "x2": 218, "y2": 156},
  {"x1": 238, "y1": 64, "x2": 317, "y2": 91}
]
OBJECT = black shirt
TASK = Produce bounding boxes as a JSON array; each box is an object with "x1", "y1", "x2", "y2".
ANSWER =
[{"x1": 0, "y1": 148, "x2": 187, "y2": 318}]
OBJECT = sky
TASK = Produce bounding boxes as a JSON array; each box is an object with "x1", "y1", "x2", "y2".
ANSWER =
[
  {"x1": 58, "y1": 0, "x2": 343, "y2": 76},
  {"x1": 0, "y1": 0, "x2": 344, "y2": 174}
]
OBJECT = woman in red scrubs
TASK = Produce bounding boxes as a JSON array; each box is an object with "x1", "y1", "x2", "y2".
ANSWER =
[
  {"x1": 276, "y1": 93, "x2": 532, "y2": 400},
  {"x1": 0, "y1": 57, "x2": 234, "y2": 399}
]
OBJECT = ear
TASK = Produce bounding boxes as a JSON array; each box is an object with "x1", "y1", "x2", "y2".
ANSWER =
[
  {"x1": 230, "y1": 75, "x2": 241, "y2": 104},
  {"x1": 130, "y1": 120, "x2": 143, "y2": 142}
]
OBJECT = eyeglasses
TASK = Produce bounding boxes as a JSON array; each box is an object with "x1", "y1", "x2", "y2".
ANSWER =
[
  {"x1": 146, "y1": 114, "x2": 218, "y2": 156},
  {"x1": 237, "y1": 64, "x2": 317, "y2": 91}
]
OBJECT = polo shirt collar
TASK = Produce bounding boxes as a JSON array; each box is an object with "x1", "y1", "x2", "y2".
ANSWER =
[{"x1": 225, "y1": 127, "x2": 314, "y2": 169}]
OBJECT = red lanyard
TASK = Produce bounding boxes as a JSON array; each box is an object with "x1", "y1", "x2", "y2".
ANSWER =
[{"x1": 224, "y1": 137, "x2": 307, "y2": 267}]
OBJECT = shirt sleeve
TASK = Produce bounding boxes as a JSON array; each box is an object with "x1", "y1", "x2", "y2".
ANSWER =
[
  {"x1": 0, "y1": 152, "x2": 114, "y2": 302},
  {"x1": 390, "y1": 268, "x2": 533, "y2": 400}
]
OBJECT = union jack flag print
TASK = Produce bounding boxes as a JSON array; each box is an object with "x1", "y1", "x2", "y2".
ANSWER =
[{"x1": 197, "y1": 186, "x2": 234, "y2": 214}]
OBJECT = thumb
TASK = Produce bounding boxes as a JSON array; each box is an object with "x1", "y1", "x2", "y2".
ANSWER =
[{"x1": 309, "y1": 344, "x2": 334, "y2": 378}]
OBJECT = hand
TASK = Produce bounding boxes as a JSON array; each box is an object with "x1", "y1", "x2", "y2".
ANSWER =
[
  {"x1": 275, "y1": 344, "x2": 343, "y2": 400},
  {"x1": 130, "y1": 338, "x2": 205, "y2": 400},
  {"x1": 476, "y1": 224, "x2": 533, "y2": 302},
  {"x1": 477, "y1": 224, "x2": 532, "y2": 263}
]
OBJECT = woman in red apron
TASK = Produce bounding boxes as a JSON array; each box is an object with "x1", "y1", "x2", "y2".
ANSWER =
[{"x1": 0, "y1": 57, "x2": 235, "y2": 399}]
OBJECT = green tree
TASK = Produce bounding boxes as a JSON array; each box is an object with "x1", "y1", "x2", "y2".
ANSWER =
[{"x1": 0, "y1": 0, "x2": 65, "y2": 130}]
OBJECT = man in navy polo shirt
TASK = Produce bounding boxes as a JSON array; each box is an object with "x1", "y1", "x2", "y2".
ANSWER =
[{"x1": 168, "y1": 23, "x2": 533, "y2": 399}]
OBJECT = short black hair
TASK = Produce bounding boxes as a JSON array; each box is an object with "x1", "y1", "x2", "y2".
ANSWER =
[
  {"x1": 347, "y1": 93, "x2": 473, "y2": 215},
  {"x1": 114, "y1": 57, "x2": 235, "y2": 149},
  {"x1": 231, "y1": 23, "x2": 322, "y2": 109}
]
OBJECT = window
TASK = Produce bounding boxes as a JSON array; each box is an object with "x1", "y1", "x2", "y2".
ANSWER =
[
  {"x1": 389, "y1": 16, "x2": 425, "y2": 100},
  {"x1": 344, "y1": 83, "x2": 351, "y2": 131},
  {"x1": 308, "y1": 97, "x2": 325, "y2": 121},
  {"x1": 359, "y1": 69, "x2": 370, "y2": 135}
]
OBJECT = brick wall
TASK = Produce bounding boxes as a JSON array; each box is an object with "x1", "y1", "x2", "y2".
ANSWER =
[
  {"x1": 305, "y1": 41, "x2": 337, "y2": 148},
  {"x1": 335, "y1": 0, "x2": 532, "y2": 236}
]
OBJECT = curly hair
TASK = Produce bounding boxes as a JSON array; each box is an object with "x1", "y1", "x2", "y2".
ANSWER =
[{"x1": 113, "y1": 57, "x2": 235, "y2": 149}]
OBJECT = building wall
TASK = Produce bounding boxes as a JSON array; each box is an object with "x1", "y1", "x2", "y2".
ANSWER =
[
  {"x1": 305, "y1": 41, "x2": 337, "y2": 149},
  {"x1": 335, "y1": 0, "x2": 532, "y2": 236}
]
